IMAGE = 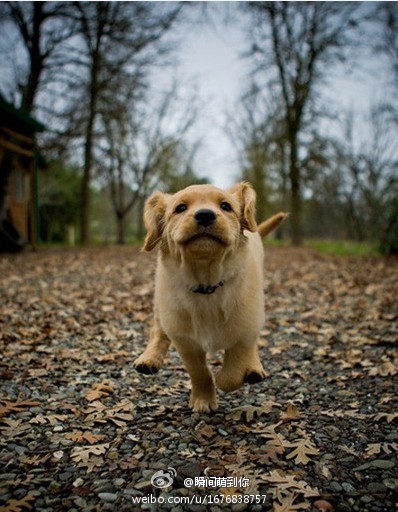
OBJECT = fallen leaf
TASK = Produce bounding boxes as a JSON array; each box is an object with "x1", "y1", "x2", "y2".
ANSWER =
[
  {"x1": 274, "y1": 491, "x2": 311, "y2": 512},
  {"x1": 286, "y1": 436, "x2": 319, "y2": 465},
  {"x1": 0, "y1": 400, "x2": 41, "y2": 418},
  {"x1": 0, "y1": 493, "x2": 36, "y2": 511}
]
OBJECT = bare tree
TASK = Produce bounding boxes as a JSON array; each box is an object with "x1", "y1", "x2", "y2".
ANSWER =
[
  {"x1": 377, "y1": 3, "x2": 398, "y2": 85},
  {"x1": 339, "y1": 106, "x2": 398, "y2": 243},
  {"x1": 227, "y1": 85, "x2": 288, "y2": 223},
  {"x1": 246, "y1": 1, "x2": 361, "y2": 245},
  {"x1": 100, "y1": 81, "x2": 199, "y2": 244},
  {"x1": 67, "y1": 1, "x2": 182, "y2": 244},
  {"x1": 0, "y1": 1, "x2": 75, "y2": 113}
]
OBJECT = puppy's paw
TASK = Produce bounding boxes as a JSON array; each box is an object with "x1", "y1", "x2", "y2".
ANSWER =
[
  {"x1": 189, "y1": 393, "x2": 218, "y2": 413},
  {"x1": 215, "y1": 370, "x2": 244, "y2": 393},
  {"x1": 244, "y1": 368, "x2": 266, "y2": 385},
  {"x1": 133, "y1": 354, "x2": 162, "y2": 375}
]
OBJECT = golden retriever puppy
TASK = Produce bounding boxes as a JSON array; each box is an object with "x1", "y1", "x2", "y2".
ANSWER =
[{"x1": 134, "y1": 182, "x2": 287, "y2": 412}]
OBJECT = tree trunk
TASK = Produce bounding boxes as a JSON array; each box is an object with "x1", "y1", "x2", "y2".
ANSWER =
[
  {"x1": 116, "y1": 212, "x2": 126, "y2": 245},
  {"x1": 20, "y1": 2, "x2": 44, "y2": 113},
  {"x1": 289, "y1": 134, "x2": 302, "y2": 246},
  {"x1": 80, "y1": 116, "x2": 94, "y2": 245},
  {"x1": 80, "y1": 60, "x2": 99, "y2": 245}
]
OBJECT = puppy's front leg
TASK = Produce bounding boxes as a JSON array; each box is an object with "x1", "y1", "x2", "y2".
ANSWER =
[
  {"x1": 134, "y1": 317, "x2": 171, "y2": 374},
  {"x1": 216, "y1": 341, "x2": 266, "y2": 392},
  {"x1": 175, "y1": 344, "x2": 218, "y2": 413}
]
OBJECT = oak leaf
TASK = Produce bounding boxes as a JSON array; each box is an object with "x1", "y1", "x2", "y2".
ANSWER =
[
  {"x1": 280, "y1": 403, "x2": 301, "y2": 423},
  {"x1": 274, "y1": 492, "x2": 311, "y2": 512},
  {"x1": 0, "y1": 493, "x2": 36, "y2": 512},
  {"x1": 227, "y1": 400, "x2": 281, "y2": 422},
  {"x1": 365, "y1": 442, "x2": 398, "y2": 457},
  {"x1": 65, "y1": 430, "x2": 106, "y2": 445},
  {"x1": 373, "y1": 412, "x2": 398, "y2": 423},
  {"x1": 71, "y1": 443, "x2": 110, "y2": 464},
  {"x1": 261, "y1": 469, "x2": 319, "y2": 498},
  {"x1": 85, "y1": 381, "x2": 114, "y2": 401},
  {"x1": 286, "y1": 436, "x2": 319, "y2": 465},
  {"x1": 0, "y1": 400, "x2": 40, "y2": 419}
]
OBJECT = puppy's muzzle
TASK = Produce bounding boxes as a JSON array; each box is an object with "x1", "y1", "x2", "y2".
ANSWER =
[{"x1": 195, "y1": 209, "x2": 216, "y2": 227}]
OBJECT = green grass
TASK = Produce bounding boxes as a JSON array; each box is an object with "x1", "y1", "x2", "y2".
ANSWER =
[
  {"x1": 264, "y1": 238, "x2": 379, "y2": 257},
  {"x1": 307, "y1": 239, "x2": 379, "y2": 257},
  {"x1": 37, "y1": 237, "x2": 378, "y2": 257}
]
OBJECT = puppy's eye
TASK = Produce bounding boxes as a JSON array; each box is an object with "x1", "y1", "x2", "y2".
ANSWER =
[
  {"x1": 175, "y1": 203, "x2": 187, "y2": 214},
  {"x1": 220, "y1": 201, "x2": 232, "y2": 212}
]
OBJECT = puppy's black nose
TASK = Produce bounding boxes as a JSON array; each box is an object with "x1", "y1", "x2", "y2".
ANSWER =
[{"x1": 194, "y1": 209, "x2": 216, "y2": 227}]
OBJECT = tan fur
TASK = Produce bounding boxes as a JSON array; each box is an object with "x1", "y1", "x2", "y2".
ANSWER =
[{"x1": 134, "y1": 182, "x2": 287, "y2": 412}]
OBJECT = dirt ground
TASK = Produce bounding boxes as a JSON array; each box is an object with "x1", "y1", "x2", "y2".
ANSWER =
[{"x1": 0, "y1": 247, "x2": 397, "y2": 512}]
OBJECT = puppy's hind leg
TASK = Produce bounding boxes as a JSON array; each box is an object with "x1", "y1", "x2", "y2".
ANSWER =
[{"x1": 134, "y1": 317, "x2": 171, "y2": 375}]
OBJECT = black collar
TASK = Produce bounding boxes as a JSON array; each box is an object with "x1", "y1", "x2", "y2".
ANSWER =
[{"x1": 191, "y1": 281, "x2": 225, "y2": 295}]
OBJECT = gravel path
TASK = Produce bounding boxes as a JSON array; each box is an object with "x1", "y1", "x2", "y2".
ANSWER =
[{"x1": 0, "y1": 247, "x2": 397, "y2": 511}]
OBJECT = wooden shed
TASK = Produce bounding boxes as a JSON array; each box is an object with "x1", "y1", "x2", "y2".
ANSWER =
[{"x1": 0, "y1": 95, "x2": 45, "y2": 252}]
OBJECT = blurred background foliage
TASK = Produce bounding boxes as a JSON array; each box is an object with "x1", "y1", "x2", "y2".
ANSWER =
[{"x1": 0, "y1": 1, "x2": 397, "y2": 253}]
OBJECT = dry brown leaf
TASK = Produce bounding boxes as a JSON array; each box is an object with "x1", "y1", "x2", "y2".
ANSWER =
[
  {"x1": 96, "y1": 350, "x2": 130, "y2": 362},
  {"x1": 373, "y1": 412, "x2": 398, "y2": 423},
  {"x1": 65, "y1": 430, "x2": 107, "y2": 445},
  {"x1": 261, "y1": 469, "x2": 319, "y2": 498},
  {"x1": 0, "y1": 418, "x2": 31, "y2": 437},
  {"x1": 286, "y1": 436, "x2": 319, "y2": 465},
  {"x1": 20, "y1": 453, "x2": 51, "y2": 466},
  {"x1": 280, "y1": 403, "x2": 301, "y2": 423},
  {"x1": 85, "y1": 380, "x2": 114, "y2": 401},
  {"x1": 364, "y1": 442, "x2": 398, "y2": 457},
  {"x1": 274, "y1": 492, "x2": 311, "y2": 512},
  {"x1": 226, "y1": 400, "x2": 281, "y2": 422},
  {"x1": 0, "y1": 493, "x2": 36, "y2": 512},
  {"x1": 71, "y1": 443, "x2": 110, "y2": 464},
  {"x1": 0, "y1": 400, "x2": 41, "y2": 419},
  {"x1": 368, "y1": 360, "x2": 397, "y2": 377},
  {"x1": 252, "y1": 426, "x2": 291, "y2": 463}
]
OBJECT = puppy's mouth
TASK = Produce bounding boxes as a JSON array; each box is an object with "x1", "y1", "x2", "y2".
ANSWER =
[{"x1": 183, "y1": 232, "x2": 226, "y2": 246}]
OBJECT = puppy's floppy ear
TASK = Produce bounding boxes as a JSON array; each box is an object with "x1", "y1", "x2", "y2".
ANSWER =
[
  {"x1": 228, "y1": 181, "x2": 257, "y2": 232},
  {"x1": 142, "y1": 192, "x2": 169, "y2": 251}
]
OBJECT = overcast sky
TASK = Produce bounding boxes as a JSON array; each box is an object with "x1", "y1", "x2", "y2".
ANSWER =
[
  {"x1": 0, "y1": 2, "x2": 388, "y2": 190},
  {"x1": 169, "y1": 3, "x2": 386, "y2": 189}
]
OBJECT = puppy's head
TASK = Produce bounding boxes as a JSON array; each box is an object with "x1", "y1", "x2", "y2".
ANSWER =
[{"x1": 142, "y1": 182, "x2": 257, "y2": 258}]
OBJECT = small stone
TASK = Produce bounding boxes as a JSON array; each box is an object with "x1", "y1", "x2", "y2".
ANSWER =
[
  {"x1": 370, "y1": 459, "x2": 395, "y2": 469},
  {"x1": 367, "y1": 482, "x2": 387, "y2": 494},
  {"x1": 134, "y1": 480, "x2": 152, "y2": 490},
  {"x1": 342, "y1": 482, "x2": 356, "y2": 494},
  {"x1": 328, "y1": 481, "x2": 343, "y2": 493},
  {"x1": 98, "y1": 492, "x2": 118, "y2": 503},
  {"x1": 13, "y1": 489, "x2": 27, "y2": 499},
  {"x1": 59, "y1": 473, "x2": 72, "y2": 481},
  {"x1": 0, "y1": 473, "x2": 16, "y2": 480},
  {"x1": 53, "y1": 425, "x2": 63, "y2": 432},
  {"x1": 179, "y1": 463, "x2": 201, "y2": 478},
  {"x1": 383, "y1": 478, "x2": 398, "y2": 489},
  {"x1": 360, "y1": 495, "x2": 373, "y2": 504},
  {"x1": 314, "y1": 500, "x2": 333, "y2": 511},
  {"x1": 217, "y1": 428, "x2": 228, "y2": 436},
  {"x1": 353, "y1": 463, "x2": 370, "y2": 471},
  {"x1": 95, "y1": 483, "x2": 115, "y2": 494},
  {"x1": 73, "y1": 477, "x2": 84, "y2": 488},
  {"x1": 113, "y1": 478, "x2": 126, "y2": 488}
]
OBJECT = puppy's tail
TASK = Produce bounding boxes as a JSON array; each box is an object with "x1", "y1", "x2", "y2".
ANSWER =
[{"x1": 257, "y1": 212, "x2": 289, "y2": 238}]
